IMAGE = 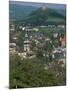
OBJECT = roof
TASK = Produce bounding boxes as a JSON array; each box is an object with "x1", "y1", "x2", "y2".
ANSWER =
[
  {"x1": 60, "y1": 36, "x2": 66, "y2": 42},
  {"x1": 24, "y1": 40, "x2": 30, "y2": 43},
  {"x1": 59, "y1": 61, "x2": 64, "y2": 65}
]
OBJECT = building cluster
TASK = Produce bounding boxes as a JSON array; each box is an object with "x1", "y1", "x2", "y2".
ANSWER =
[{"x1": 9, "y1": 25, "x2": 66, "y2": 67}]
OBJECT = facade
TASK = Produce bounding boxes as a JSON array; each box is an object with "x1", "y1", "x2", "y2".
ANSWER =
[
  {"x1": 9, "y1": 43, "x2": 16, "y2": 54},
  {"x1": 58, "y1": 58, "x2": 65, "y2": 67},
  {"x1": 24, "y1": 40, "x2": 30, "y2": 52},
  {"x1": 59, "y1": 36, "x2": 66, "y2": 47}
]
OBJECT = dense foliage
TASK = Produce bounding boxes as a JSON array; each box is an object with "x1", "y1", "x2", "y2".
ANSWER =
[{"x1": 10, "y1": 54, "x2": 66, "y2": 89}]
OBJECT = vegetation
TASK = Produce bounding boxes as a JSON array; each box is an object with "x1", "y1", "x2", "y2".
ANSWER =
[
  {"x1": 10, "y1": 54, "x2": 66, "y2": 89},
  {"x1": 24, "y1": 8, "x2": 65, "y2": 26},
  {"x1": 9, "y1": 2, "x2": 66, "y2": 89}
]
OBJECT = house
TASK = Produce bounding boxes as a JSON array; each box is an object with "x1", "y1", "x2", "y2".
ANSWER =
[
  {"x1": 53, "y1": 33, "x2": 58, "y2": 38},
  {"x1": 18, "y1": 52, "x2": 26, "y2": 59},
  {"x1": 58, "y1": 25, "x2": 65, "y2": 28},
  {"x1": 13, "y1": 37, "x2": 17, "y2": 40},
  {"x1": 19, "y1": 26, "x2": 22, "y2": 29},
  {"x1": 22, "y1": 27, "x2": 26, "y2": 31},
  {"x1": 10, "y1": 24, "x2": 15, "y2": 31},
  {"x1": 45, "y1": 37, "x2": 50, "y2": 41},
  {"x1": 52, "y1": 47, "x2": 66, "y2": 60},
  {"x1": 59, "y1": 36, "x2": 66, "y2": 47},
  {"x1": 18, "y1": 51, "x2": 35, "y2": 59},
  {"x1": 33, "y1": 28, "x2": 39, "y2": 32},
  {"x1": 37, "y1": 43, "x2": 45, "y2": 49},
  {"x1": 9, "y1": 43, "x2": 16, "y2": 47},
  {"x1": 58, "y1": 58, "x2": 65, "y2": 67},
  {"x1": 9, "y1": 43, "x2": 16, "y2": 54}
]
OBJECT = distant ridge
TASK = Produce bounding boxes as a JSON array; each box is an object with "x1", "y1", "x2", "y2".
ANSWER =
[
  {"x1": 9, "y1": 1, "x2": 66, "y2": 25},
  {"x1": 24, "y1": 7, "x2": 65, "y2": 25}
]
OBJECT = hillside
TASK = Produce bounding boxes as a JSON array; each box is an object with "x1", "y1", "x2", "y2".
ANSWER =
[
  {"x1": 9, "y1": 4, "x2": 37, "y2": 21},
  {"x1": 24, "y1": 7, "x2": 65, "y2": 25}
]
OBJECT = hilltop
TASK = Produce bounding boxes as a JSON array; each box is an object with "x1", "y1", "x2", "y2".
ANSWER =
[{"x1": 24, "y1": 7, "x2": 65, "y2": 26}]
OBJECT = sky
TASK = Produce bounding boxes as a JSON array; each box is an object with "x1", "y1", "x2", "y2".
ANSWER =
[{"x1": 9, "y1": 0, "x2": 66, "y2": 10}]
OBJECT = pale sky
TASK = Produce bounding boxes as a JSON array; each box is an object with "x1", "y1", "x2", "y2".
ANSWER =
[{"x1": 9, "y1": 0, "x2": 66, "y2": 10}]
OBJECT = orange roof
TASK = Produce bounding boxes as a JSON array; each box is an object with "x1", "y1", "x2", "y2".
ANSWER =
[
  {"x1": 60, "y1": 36, "x2": 66, "y2": 42},
  {"x1": 59, "y1": 61, "x2": 64, "y2": 65}
]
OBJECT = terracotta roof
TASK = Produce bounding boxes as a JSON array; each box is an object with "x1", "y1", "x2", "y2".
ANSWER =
[
  {"x1": 60, "y1": 36, "x2": 66, "y2": 42},
  {"x1": 59, "y1": 61, "x2": 64, "y2": 65}
]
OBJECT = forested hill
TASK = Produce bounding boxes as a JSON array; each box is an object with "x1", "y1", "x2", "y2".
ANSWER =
[{"x1": 24, "y1": 7, "x2": 65, "y2": 25}]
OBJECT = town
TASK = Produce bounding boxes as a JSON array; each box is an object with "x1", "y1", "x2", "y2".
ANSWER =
[
  {"x1": 10, "y1": 24, "x2": 66, "y2": 64},
  {"x1": 9, "y1": 1, "x2": 66, "y2": 88},
  {"x1": 10, "y1": 23, "x2": 66, "y2": 88}
]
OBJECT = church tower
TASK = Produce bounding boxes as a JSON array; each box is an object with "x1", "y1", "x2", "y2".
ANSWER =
[{"x1": 24, "y1": 31, "x2": 30, "y2": 52}]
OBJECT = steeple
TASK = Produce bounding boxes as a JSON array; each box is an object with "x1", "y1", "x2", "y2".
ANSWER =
[{"x1": 24, "y1": 29, "x2": 30, "y2": 52}]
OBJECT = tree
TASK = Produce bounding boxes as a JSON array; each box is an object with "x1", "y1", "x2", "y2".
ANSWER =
[
  {"x1": 31, "y1": 40, "x2": 36, "y2": 51},
  {"x1": 10, "y1": 53, "x2": 66, "y2": 88}
]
